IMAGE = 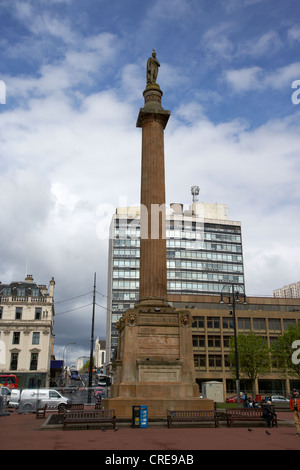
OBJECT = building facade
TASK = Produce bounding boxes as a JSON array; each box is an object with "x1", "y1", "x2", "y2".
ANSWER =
[
  {"x1": 170, "y1": 293, "x2": 300, "y2": 398},
  {"x1": 106, "y1": 201, "x2": 245, "y2": 362},
  {"x1": 273, "y1": 281, "x2": 300, "y2": 299},
  {"x1": 0, "y1": 275, "x2": 55, "y2": 388},
  {"x1": 94, "y1": 338, "x2": 106, "y2": 371}
]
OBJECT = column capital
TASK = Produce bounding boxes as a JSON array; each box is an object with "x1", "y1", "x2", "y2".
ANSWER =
[{"x1": 136, "y1": 85, "x2": 170, "y2": 128}]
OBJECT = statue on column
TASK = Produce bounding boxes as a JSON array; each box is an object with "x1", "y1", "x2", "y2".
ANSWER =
[{"x1": 147, "y1": 49, "x2": 160, "y2": 85}]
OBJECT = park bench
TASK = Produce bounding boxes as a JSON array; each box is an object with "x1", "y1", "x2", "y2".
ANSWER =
[
  {"x1": 63, "y1": 409, "x2": 117, "y2": 430},
  {"x1": 226, "y1": 408, "x2": 277, "y2": 428},
  {"x1": 167, "y1": 410, "x2": 219, "y2": 428},
  {"x1": 36, "y1": 404, "x2": 47, "y2": 419},
  {"x1": 58, "y1": 403, "x2": 84, "y2": 413}
]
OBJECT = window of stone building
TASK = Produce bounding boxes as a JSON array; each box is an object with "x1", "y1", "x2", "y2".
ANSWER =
[
  {"x1": 283, "y1": 319, "x2": 296, "y2": 330},
  {"x1": 238, "y1": 317, "x2": 250, "y2": 331},
  {"x1": 207, "y1": 317, "x2": 220, "y2": 330},
  {"x1": 223, "y1": 317, "x2": 234, "y2": 330},
  {"x1": 35, "y1": 308, "x2": 42, "y2": 320},
  {"x1": 192, "y1": 316, "x2": 205, "y2": 329},
  {"x1": 207, "y1": 335, "x2": 221, "y2": 350},
  {"x1": 268, "y1": 318, "x2": 281, "y2": 332},
  {"x1": 223, "y1": 336, "x2": 231, "y2": 349},
  {"x1": 253, "y1": 318, "x2": 266, "y2": 332},
  {"x1": 192, "y1": 335, "x2": 205, "y2": 349},
  {"x1": 194, "y1": 354, "x2": 206, "y2": 370},
  {"x1": 10, "y1": 352, "x2": 18, "y2": 370},
  {"x1": 15, "y1": 307, "x2": 22, "y2": 320},
  {"x1": 32, "y1": 332, "x2": 40, "y2": 345},
  {"x1": 12, "y1": 332, "x2": 20, "y2": 345},
  {"x1": 30, "y1": 353, "x2": 38, "y2": 371},
  {"x1": 208, "y1": 355, "x2": 222, "y2": 370}
]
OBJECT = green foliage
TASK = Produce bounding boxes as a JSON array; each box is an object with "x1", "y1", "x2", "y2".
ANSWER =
[
  {"x1": 271, "y1": 322, "x2": 300, "y2": 378},
  {"x1": 229, "y1": 332, "x2": 270, "y2": 382}
]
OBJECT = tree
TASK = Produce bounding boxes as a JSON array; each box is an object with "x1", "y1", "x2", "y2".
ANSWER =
[
  {"x1": 229, "y1": 332, "x2": 270, "y2": 397},
  {"x1": 271, "y1": 322, "x2": 300, "y2": 379}
]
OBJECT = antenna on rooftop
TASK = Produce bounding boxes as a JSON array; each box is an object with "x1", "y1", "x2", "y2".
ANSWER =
[{"x1": 191, "y1": 186, "x2": 200, "y2": 203}]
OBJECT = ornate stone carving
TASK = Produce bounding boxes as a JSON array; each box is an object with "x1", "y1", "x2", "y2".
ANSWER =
[
  {"x1": 123, "y1": 310, "x2": 138, "y2": 327},
  {"x1": 179, "y1": 311, "x2": 192, "y2": 327}
]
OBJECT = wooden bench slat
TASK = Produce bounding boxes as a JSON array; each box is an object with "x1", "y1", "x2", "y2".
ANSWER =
[
  {"x1": 63, "y1": 409, "x2": 117, "y2": 430},
  {"x1": 226, "y1": 408, "x2": 277, "y2": 427},
  {"x1": 167, "y1": 410, "x2": 219, "y2": 428}
]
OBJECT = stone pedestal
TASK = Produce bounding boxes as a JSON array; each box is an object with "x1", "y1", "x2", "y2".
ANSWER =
[{"x1": 103, "y1": 303, "x2": 213, "y2": 418}]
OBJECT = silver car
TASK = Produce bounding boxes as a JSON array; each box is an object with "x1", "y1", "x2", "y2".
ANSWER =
[{"x1": 271, "y1": 395, "x2": 289, "y2": 403}]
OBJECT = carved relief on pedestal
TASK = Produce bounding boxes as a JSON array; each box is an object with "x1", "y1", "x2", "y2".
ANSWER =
[{"x1": 179, "y1": 311, "x2": 193, "y2": 327}]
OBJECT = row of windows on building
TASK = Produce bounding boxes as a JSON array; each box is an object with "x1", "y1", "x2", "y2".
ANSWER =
[
  {"x1": 0, "y1": 307, "x2": 47, "y2": 320},
  {"x1": 113, "y1": 238, "x2": 242, "y2": 253},
  {"x1": 193, "y1": 353, "x2": 288, "y2": 371},
  {"x1": 11, "y1": 331, "x2": 42, "y2": 345},
  {"x1": 192, "y1": 316, "x2": 296, "y2": 332},
  {"x1": 113, "y1": 271, "x2": 244, "y2": 283},
  {"x1": 194, "y1": 354, "x2": 230, "y2": 370},
  {"x1": 1, "y1": 287, "x2": 41, "y2": 297},
  {"x1": 112, "y1": 280, "x2": 244, "y2": 292},
  {"x1": 113, "y1": 248, "x2": 243, "y2": 262},
  {"x1": 113, "y1": 259, "x2": 244, "y2": 272},
  {"x1": 114, "y1": 229, "x2": 242, "y2": 243},
  {"x1": 9, "y1": 352, "x2": 39, "y2": 371}
]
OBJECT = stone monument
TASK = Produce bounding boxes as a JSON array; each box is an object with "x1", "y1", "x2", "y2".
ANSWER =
[{"x1": 104, "y1": 52, "x2": 213, "y2": 419}]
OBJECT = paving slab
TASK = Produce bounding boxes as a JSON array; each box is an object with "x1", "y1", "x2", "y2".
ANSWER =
[{"x1": 0, "y1": 409, "x2": 299, "y2": 452}]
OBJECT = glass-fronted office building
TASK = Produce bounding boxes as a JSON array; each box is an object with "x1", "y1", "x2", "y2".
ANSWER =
[{"x1": 106, "y1": 202, "x2": 245, "y2": 362}]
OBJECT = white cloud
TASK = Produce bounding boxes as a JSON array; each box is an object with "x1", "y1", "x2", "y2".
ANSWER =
[
  {"x1": 288, "y1": 25, "x2": 300, "y2": 43},
  {"x1": 225, "y1": 66, "x2": 263, "y2": 92},
  {"x1": 1, "y1": 0, "x2": 300, "y2": 359},
  {"x1": 225, "y1": 62, "x2": 300, "y2": 92},
  {"x1": 165, "y1": 105, "x2": 300, "y2": 297},
  {"x1": 239, "y1": 31, "x2": 282, "y2": 58}
]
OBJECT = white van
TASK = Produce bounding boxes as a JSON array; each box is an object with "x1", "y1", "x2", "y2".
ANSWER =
[
  {"x1": 7, "y1": 389, "x2": 21, "y2": 408},
  {"x1": 18, "y1": 388, "x2": 70, "y2": 412}
]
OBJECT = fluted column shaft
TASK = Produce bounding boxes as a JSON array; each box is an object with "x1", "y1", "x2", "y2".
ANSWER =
[{"x1": 136, "y1": 86, "x2": 170, "y2": 304}]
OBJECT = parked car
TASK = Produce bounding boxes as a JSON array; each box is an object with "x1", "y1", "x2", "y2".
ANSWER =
[
  {"x1": 18, "y1": 388, "x2": 70, "y2": 412},
  {"x1": 226, "y1": 395, "x2": 244, "y2": 403},
  {"x1": 270, "y1": 395, "x2": 289, "y2": 403}
]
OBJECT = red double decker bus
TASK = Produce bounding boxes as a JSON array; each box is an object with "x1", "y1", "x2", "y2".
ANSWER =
[{"x1": 0, "y1": 374, "x2": 18, "y2": 389}]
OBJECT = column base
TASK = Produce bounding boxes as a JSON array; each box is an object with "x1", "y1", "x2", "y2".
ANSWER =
[{"x1": 102, "y1": 396, "x2": 214, "y2": 419}]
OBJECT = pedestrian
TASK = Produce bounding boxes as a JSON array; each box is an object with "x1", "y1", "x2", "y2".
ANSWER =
[
  {"x1": 289, "y1": 389, "x2": 300, "y2": 436},
  {"x1": 262, "y1": 401, "x2": 275, "y2": 427}
]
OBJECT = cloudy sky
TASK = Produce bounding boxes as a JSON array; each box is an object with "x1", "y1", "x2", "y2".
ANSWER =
[{"x1": 1, "y1": 0, "x2": 299, "y2": 364}]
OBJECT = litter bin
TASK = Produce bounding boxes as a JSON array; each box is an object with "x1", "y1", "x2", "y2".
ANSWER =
[
  {"x1": 132, "y1": 405, "x2": 141, "y2": 427},
  {"x1": 132, "y1": 405, "x2": 148, "y2": 428}
]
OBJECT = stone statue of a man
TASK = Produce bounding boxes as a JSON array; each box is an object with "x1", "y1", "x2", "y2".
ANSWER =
[{"x1": 147, "y1": 49, "x2": 160, "y2": 85}]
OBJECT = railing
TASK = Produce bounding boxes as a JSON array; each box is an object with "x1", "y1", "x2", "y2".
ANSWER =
[{"x1": 1, "y1": 296, "x2": 49, "y2": 303}]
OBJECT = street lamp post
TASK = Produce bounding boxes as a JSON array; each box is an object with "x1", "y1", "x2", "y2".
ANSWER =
[{"x1": 220, "y1": 283, "x2": 247, "y2": 408}]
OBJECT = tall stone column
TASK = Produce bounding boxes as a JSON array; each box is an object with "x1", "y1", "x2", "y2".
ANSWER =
[
  {"x1": 136, "y1": 84, "x2": 170, "y2": 305},
  {"x1": 104, "y1": 53, "x2": 213, "y2": 418}
]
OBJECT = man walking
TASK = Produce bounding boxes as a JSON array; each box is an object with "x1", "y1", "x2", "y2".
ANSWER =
[{"x1": 289, "y1": 389, "x2": 300, "y2": 436}]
